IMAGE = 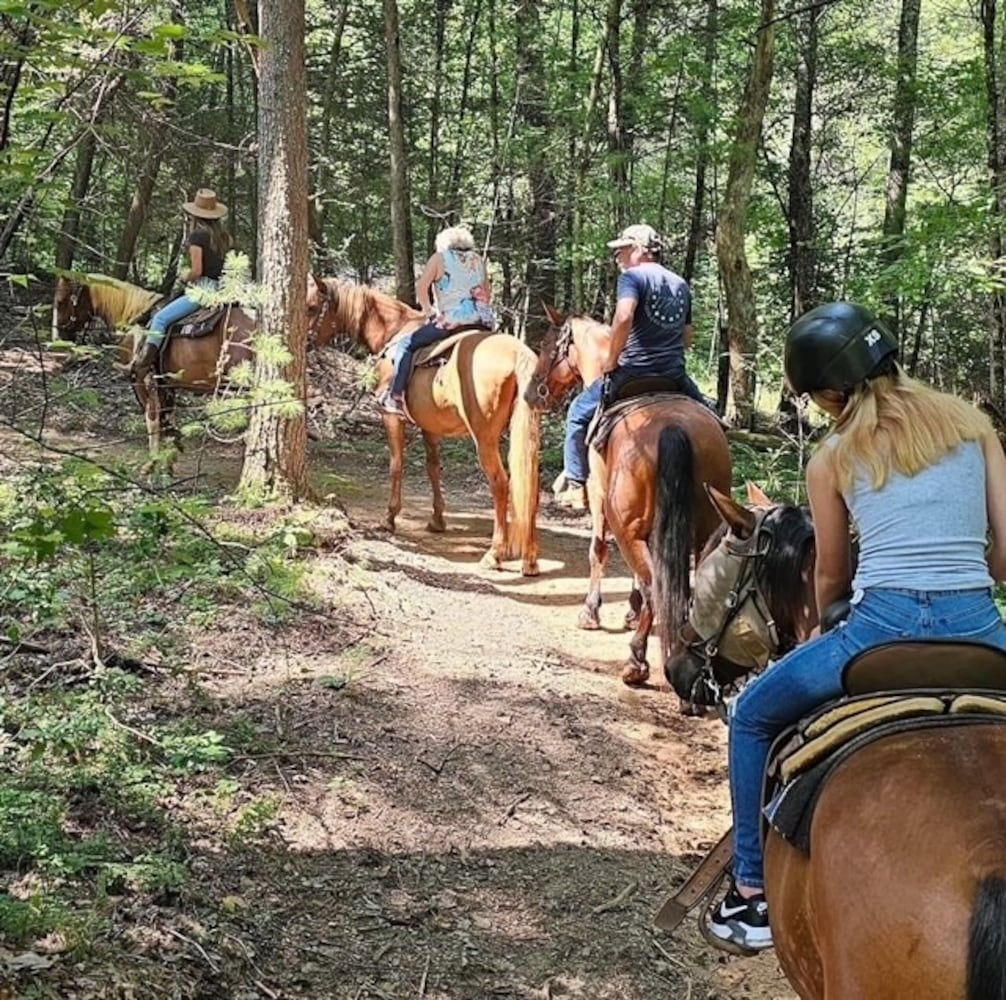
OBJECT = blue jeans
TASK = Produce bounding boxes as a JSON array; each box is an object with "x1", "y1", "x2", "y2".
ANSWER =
[
  {"x1": 149, "y1": 292, "x2": 201, "y2": 345},
  {"x1": 729, "y1": 586, "x2": 1006, "y2": 888},
  {"x1": 562, "y1": 367, "x2": 711, "y2": 484}
]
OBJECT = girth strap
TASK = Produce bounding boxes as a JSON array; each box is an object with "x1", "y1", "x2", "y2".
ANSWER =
[{"x1": 653, "y1": 828, "x2": 733, "y2": 932}]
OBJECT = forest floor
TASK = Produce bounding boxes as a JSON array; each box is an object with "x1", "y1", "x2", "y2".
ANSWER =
[{"x1": 0, "y1": 312, "x2": 795, "y2": 999}]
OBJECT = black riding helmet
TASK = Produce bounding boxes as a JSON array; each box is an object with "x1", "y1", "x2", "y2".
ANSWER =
[{"x1": 785, "y1": 302, "x2": 898, "y2": 395}]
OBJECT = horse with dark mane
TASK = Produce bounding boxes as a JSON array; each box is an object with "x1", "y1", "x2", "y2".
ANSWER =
[
  {"x1": 664, "y1": 490, "x2": 1006, "y2": 1000},
  {"x1": 307, "y1": 276, "x2": 540, "y2": 576},
  {"x1": 525, "y1": 305, "x2": 731, "y2": 686},
  {"x1": 52, "y1": 274, "x2": 255, "y2": 469}
]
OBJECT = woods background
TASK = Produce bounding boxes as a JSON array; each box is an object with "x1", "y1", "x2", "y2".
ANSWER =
[{"x1": 3, "y1": 0, "x2": 1006, "y2": 424}]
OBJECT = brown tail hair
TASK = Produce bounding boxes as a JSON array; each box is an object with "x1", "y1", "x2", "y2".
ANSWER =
[
  {"x1": 968, "y1": 877, "x2": 1006, "y2": 1000},
  {"x1": 508, "y1": 345, "x2": 541, "y2": 563}
]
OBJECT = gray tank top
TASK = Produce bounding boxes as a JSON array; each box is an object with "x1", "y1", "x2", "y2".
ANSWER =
[{"x1": 844, "y1": 439, "x2": 992, "y2": 591}]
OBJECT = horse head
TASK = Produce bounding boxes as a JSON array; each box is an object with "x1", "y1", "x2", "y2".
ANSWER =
[
  {"x1": 306, "y1": 274, "x2": 338, "y2": 349},
  {"x1": 666, "y1": 482, "x2": 817, "y2": 709},
  {"x1": 52, "y1": 276, "x2": 93, "y2": 341},
  {"x1": 523, "y1": 303, "x2": 583, "y2": 410}
]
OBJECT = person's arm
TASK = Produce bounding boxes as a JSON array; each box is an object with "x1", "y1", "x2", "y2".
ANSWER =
[
  {"x1": 415, "y1": 253, "x2": 444, "y2": 316},
  {"x1": 604, "y1": 294, "x2": 638, "y2": 373},
  {"x1": 683, "y1": 291, "x2": 694, "y2": 350},
  {"x1": 806, "y1": 448, "x2": 853, "y2": 614},
  {"x1": 984, "y1": 430, "x2": 1006, "y2": 581},
  {"x1": 181, "y1": 240, "x2": 203, "y2": 284}
]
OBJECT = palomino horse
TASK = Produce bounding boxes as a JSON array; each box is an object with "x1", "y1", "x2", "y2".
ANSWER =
[
  {"x1": 306, "y1": 276, "x2": 541, "y2": 576},
  {"x1": 666, "y1": 493, "x2": 1006, "y2": 1000},
  {"x1": 525, "y1": 307, "x2": 731, "y2": 685},
  {"x1": 52, "y1": 274, "x2": 255, "y2": 467}
]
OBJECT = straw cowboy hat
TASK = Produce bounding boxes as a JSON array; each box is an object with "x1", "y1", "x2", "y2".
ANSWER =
[{"x1": 182, "y1": 188, "x2": 228, "y2": 220}]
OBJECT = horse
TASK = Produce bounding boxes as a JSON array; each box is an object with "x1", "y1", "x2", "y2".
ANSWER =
[
  {"x1": 665, "y1": 491, "x2": 1006, "y2": 1000},
  {"x1": 306, "y1": 276, "x2": 541, "y2": 576},
  {"x1": 524, "y1": 306, "x2": 732, "y2": 686},
  {"x1": 52, "y1": 274, "x2": 256, "y2": 469}
]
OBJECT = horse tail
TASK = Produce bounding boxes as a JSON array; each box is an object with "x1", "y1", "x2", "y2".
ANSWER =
[
  {"x1": 968, "y1": 877, "x2": 1006, "y2": 1000},
  {"x1": 651, "y1": 425, "x2": 694, "y2": 661},
  {"x1": 508, "y1": 346, "x2": 541, "y2": 564}
]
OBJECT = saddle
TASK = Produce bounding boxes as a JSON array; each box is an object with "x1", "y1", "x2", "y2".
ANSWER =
[
  {"x1": 585, "y1": 387, "x2": 691, "y2": 454},
  {"x1": 654, "y1": 639, "x2": 1006, "y2": 939},
  {"x1": 374, "y1": 327, "x2": 493, "y2": 395},
  {"x1": 166, "y1": 304, "x2": 232, "y2": 340}
]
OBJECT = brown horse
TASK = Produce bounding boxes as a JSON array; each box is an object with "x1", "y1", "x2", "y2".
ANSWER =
[
  {"x1": 666, "y1": 493, "x2": 1006, "y2": 1000},
  {"x1": 307, "y1": 276, "x2": 541, "y2": 576},
  {"x1": 52, "y1": 274, "x2": 255, "y2": 468},
  {"x1": 525, "y1": 307, "x2": 731, "y2": 685}
]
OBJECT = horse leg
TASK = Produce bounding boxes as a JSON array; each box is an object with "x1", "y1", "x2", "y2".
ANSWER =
[
  {"x1": 142, "y1": 382, "x2": 161, "y2": 476},
  {"x1": 474, "y1": 440, "x2": 509, "y2": 570},
  {"x1": 421, "y1": 431, "x2": 446, "y2": 533},
  {"x1": 577, "y1": 485, "x2": 609, "y2": 630},
  {"x1": 383, "y1": 413, "x2": 407, "y2": 531},
  {"x1": 624, "y1": 577, "x2": 643, "y2": 630},
  {"x1": 619, "y1": 538, "x2": 654, "y2": 686}
]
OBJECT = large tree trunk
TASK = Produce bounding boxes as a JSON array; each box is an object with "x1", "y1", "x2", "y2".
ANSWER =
[
  {"x1": 239, "y1": 0, "x2": 309, "y2": 500},
  {"x1": 982, "y1": 0, "x2": 1006, "y2": 400},
  {"x1": 384, "y1": 0, "x2": 415, "y2": 303},
  {"x1": 112, "y1": 139, "x2": 162, "y2": 280},
  {"x1": 54, "y1": 128, "x2": 98, "y2": 273},
  {"x1": 715, "y1": 0, "x2": 776, "y2": 428},
  {"x1": 881, "y1": 0, "x2": 921, "y2": 338}
]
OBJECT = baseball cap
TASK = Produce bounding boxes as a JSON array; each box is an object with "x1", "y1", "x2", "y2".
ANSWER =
[{"x1": 606, "y1": 223, "x2": 662, "y2": 251}]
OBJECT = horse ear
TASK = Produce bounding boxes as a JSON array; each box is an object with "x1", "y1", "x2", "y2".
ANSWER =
[
  {"x1": 705, "y1": 484, "x2": 757, "y2": 538},
  {"x1": 311, "y1": 274, "x2": 326, "y2": 295},
  {"x1": 542, "y1": 302, "x2": 566, "y2": 327},
  {"x1": 745, "y1": 481, "x2": 773, "y2": 506}
]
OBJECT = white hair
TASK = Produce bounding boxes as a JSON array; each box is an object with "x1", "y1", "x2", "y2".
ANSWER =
[{"x1": 435, "y1": 226, "x2": 476, "y2": 253}]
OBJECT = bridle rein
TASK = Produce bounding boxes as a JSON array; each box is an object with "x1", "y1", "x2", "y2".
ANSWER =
[{"x1": 535, "y1": 319, "x2": 576, "y2": 405}]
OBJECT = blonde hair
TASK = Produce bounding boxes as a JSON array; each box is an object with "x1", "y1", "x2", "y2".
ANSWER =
[
  {"x1": 820, "y1": 371, "x2": 993, "y2": 492},
  {"x1": 435, "y1": 225, "x2": 476, "y2": 253}
]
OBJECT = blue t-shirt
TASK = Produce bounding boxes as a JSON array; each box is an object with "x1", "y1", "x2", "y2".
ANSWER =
[{"x1": 615, "y1": 262, "x2": 692, "y2": 374}]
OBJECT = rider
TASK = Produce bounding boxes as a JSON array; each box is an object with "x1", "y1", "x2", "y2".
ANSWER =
[
  {"x1": 555, "y1": 223, "x2": 712, "y2": 509},
  {"x1": 381, "y1": 225, "x2": 494, "y2": 418},
  {"x1": 710, "y1": 301, "x2": 1006, "y2": 952},
  {"x1": 127, "y1": 188, "x2": 232, "y2": 382}
]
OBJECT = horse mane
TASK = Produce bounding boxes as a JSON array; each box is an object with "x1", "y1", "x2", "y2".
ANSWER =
[
  {"x1": 321, "y1": 277, "x2": 421, "y2": 353},
  {"x1": 85, "y1": 274, "x2": 161, "y2": 329},
  {"x1": 757, "y1": 504, "x2": 816, "y2": 651}
]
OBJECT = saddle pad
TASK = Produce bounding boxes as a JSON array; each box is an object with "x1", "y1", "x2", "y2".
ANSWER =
[
  {"x1": 586, "y1": 391, "x2": 688, "y2": 453},
  {"x1": 765, "y1": 691, "x2": 1006, "y2": 853}
]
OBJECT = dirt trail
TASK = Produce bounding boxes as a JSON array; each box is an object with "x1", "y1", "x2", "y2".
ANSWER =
[{"x1": 0, "y1": 342, "x2": 797, "y2": 999}]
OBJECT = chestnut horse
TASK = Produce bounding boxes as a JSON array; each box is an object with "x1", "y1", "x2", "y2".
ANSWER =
[
  {"x1": 667, "y1": 494, "x2": 1006, "y2": 1000},
  {"x1": 307, "y1": 276, "x2": 540, "y2": 576},
  {"x1": 525, "y1": 306, "x2": 731, "y2": 685},
  {"x1": 52, "y1": 274, "x2": 255, "y2": 468}
]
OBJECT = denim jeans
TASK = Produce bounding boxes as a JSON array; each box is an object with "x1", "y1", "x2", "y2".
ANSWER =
[
  {"x1": 389, "y1": 319, "x2": 491, "y2": 398},
  {"x1": 729, "y1": 586, "x2": 1006, "y2": 888},
  {"x1": 149, "y1": 292, "x2": 203, "y2": 345}
]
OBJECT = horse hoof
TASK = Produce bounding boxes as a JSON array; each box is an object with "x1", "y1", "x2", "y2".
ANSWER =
[
  {"x1": 384, "y1": 516, "x2": 397, "y2": 532},
  {"x1": 521, "y1": 561, "x2": 540, "y2": 578},
  {"x1": 426, "y1": 517, "x2": 446, "y2": 533},
  {"x1": 577, "y1": 611, "x2": 601, "y2": 630},
  {"x1": 480, "y1": 551, "x2": 502, "y2": 571},
  {"x1": 621, "y1": 662, "x2": 650, "y2": 686},
  {"x1": 623, "y1": 612, "x2": 640, "y2": 631}
]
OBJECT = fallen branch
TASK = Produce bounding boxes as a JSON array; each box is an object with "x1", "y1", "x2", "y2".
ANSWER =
[{"x1": 591, "y1": 879, "x2": 638, "y2": 915}]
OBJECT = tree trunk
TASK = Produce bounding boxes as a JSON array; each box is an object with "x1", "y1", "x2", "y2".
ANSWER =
[
  {"x1": 605, "y1": 0, "x2": 627, "y2": 229},
  {"x1": 425, "y1": 0, "x2": 449, "y2": 251},
  {"x1": 112, "y1": 140, "x2": 161, "y2": 280},
  {"x1": 516, "y1": 0, "x2": 557, "y2": 342},
  {"x1": 54, "y1": 128, "x2": 98, "y2": 273},
  {"x1": 880, "y1": 0, "x2": 921, "y2": 338},
  {"x1": 682, "y1": 0, "x2": 718, "y2": 285},
  {"x1": 239, "y1": 0, "x2": 309, "y2": 501},
  {"x1": 788, "y1": 2, "x2": 820, "y2": 320},
  {"x1": 384, "y1": 0, "x2": 416, "y2": 303},
  {"x1": 982, "y1": 0, "x2": 1006, "y2": 400},
  {"x1": 715, "y1": 0, "x2": 776, "y2": 428}
]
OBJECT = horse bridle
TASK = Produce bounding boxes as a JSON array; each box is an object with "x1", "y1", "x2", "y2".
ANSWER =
[
  {"x1": 54, "y1": 282, "x2": 88, "y2": 336},
  {"x1": 308, "y1": 281, "x2": 336, "y2": 344},
  {"x1": 685, "y1": 509, "x2": 782, "y2": 708},
  {"x1": 535, "y1": 319, "x2": 576, "y2": 404}
]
